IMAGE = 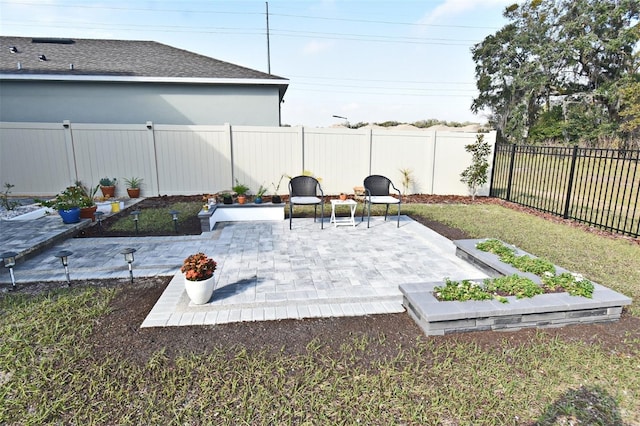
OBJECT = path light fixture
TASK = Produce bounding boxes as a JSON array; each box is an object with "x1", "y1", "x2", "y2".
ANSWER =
[
  {"x1": 120, "y1": 248, "x2": 137, "y2": 283},
  {"x1": 130, "y1": 210, "x2": 141, "y2": 235},
  {"x1": 95, "y1": 211, "x2": 104, "y2": 232},
  {"x1": 169, "y1": 210, "x2": 179, "y2": 233},
  {"x1": 1, "y1": 251, "x2": 18, "y2": 291},
  {"x1": 54, "y1": 250, "x2": 73, "y2": 287}
]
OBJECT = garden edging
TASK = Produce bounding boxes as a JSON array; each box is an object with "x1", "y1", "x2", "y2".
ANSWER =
[{"x1": 400, "y1": 239, "x2": 632, "y2": 335}]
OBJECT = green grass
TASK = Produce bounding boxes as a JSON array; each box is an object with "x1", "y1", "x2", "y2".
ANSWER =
[
  {"x1": 1, "y1": 202, "x2": 639, "y2": 424},
  {"x1": 108, "y1": 201, "x2": 201, "y2": 233}
]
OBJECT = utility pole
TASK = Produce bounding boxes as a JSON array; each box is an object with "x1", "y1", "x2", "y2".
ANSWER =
[{"x1": 266, "y1": 1, "x2": 271, "y2": 74}]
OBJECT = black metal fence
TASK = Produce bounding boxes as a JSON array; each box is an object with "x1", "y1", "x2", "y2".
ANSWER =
[{"x1": 490, "y1": 143, "x2": 640, "y2": 238}]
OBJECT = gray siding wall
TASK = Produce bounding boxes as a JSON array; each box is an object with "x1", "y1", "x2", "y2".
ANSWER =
[{"x1": 0, "y1": 81, "x2": 281, "y2": 126}]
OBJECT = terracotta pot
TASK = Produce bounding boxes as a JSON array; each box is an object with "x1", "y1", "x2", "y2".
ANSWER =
[
  {"x1": 127, "y1": 188, "x2": 141, "y2": 198},
  {"x1": 339, "y1": 193, "x2": 347, "y2": 201},
  {"x1": 184, "y1": 274, "x2": 215, "y2": 305},
  {"x1": 80, "y1": 205, "x2": 97, "y2": 221},
  {"x1": 237, "y1": 195, "x2": 247, "y2": 204},
  {"x1": 100, "y1": 185, "x2": 116, "y2": 198}
]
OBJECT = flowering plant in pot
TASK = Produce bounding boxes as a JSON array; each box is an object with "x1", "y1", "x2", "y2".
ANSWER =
[
  {"x1": 35, "y1": 185, "x2": 91, "y2": 224},
  {"x1": 181, "y1": 252, "x2": 217, "y2": 304}
]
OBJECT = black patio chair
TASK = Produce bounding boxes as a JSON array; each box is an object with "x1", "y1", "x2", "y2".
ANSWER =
[
  {"x1": 361, "y1": 175, "x2": 401, "y2": 228},
  {"x1": 288, "y1": 175, "x2": 324, "y2": 230}
]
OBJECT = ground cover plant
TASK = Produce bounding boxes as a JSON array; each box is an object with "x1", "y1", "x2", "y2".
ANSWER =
[{"x1": 1, "y1": 196, "x2": 639, "y2": 424}]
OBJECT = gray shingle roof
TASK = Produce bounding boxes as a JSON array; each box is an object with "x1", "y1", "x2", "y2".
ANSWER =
[{"x1": 0, "y1": 36, "x2": 286, "y2": 81}]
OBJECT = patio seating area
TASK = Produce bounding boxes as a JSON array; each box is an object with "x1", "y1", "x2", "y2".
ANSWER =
[{"x1": 0, "y1": 212, "x2": 488, "y2": 327}]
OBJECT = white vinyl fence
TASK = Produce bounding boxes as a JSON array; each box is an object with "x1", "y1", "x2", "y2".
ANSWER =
[{"x1": 0, "y1": 121, "x2": 496, "y2": 197}]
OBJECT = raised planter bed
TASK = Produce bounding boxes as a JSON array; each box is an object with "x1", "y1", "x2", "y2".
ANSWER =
[
  {"x1": 400, "y1": 239, "x2": 632, "y2": 336},
  {"x1": 198, "y1": 203, "x2": 285, "y2": 232}
]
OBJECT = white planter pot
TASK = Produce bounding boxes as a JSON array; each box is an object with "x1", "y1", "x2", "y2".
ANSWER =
[{"x1": 184, "y1": 274, "x2": 215, "y2": 305}]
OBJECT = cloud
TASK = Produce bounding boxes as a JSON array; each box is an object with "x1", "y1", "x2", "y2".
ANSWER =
[
  {"x1": 420, "y1": 0, "x2": 514, "y2": 24},
  {"x1": 302, "y1": 40, "x2": 334, "y2": 55}
]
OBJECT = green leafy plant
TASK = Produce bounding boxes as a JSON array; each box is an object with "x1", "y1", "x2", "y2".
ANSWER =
[
  {"x1": 123, "y1": 177, "x2": 143, "y2": 189},
  {"x1": 1, "y1": 182, "x2": 20, "y2": 211},
  {"x1": 399, "y1": 168, "x2": 414, "y2": 196},
  {"x1": 35, "y1": 185, "x2": 93, "y2": 210},
  {"x1": 542, "y1": 272, "x2": 595, "y2": 298},
  {"x1": 99, "y1": 177, "x2": 117, "y2": 186},
  {"x1": 181, "y1": 252, "x2": 217, "y2": 281},
  {"x1": 435, "y1": 275, "x2": 541, "y2": 304},
  {"x1": 474, "y1": 238, "x2": 593, "y2": 298},
  {"x1": 460, "y1": 134, "x2": 490, "y2": 200},
  {"x1": 255, "y1": 184, "x2": 268, "y2": 198},
  {"x1": 485, "y1": 274, "x2": 544, "y2": 299},
  {"x1": 434, "y1": 278, "x2": 494, "y2": 302},
  {"x1": 75, "y1": 180, "x2": 99, "y2": 205},
  {"x1": 232, "y1": 179, "x2": 249, "y2": 196},
  {"x1": 271, "y1": 174, "x2": 285, "y2": 194}
]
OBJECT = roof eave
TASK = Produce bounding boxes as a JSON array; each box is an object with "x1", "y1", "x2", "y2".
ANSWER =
[{"x1": 0, "y1": 73, "x2": 289, "y2": 87}]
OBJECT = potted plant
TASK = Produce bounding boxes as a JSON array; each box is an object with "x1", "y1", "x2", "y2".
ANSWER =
[
  {"x1": 181, "y1": 252, "x2": 217, "y2": 305},
  {"x1": 271, "y1": 174, "x2": 285, "y2": 204},
  {"x1": 99, "y1": 177, "x2": 117, "y2": 198},
  {"x1": 254, "y1": 184, "x2": 267, "y2": 204},
  {"x1": 76, "y1": 180, "x2": 99, "y2": 221},
  {"x1": 123, "y1": 177, "x2": 143, "y2": 198},
  {"x1": 35, "y1": 185, "x2": 88, "y2": 224},
  {"x1": 232, "y1": 179, "x2": 250, "y2": 204}
]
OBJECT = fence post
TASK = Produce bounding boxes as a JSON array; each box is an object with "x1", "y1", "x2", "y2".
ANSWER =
[
  {"x1": 61, "y1": 120, "x2": 78, "y2": 184},
  {"x1": 563, "y1": 145, "x2": 579, "y2": 219},
  {"x1": 489, "y1": 142, "x2": 500, "y2": 196},
  {"x1": 505, "y1": 143, "x2": 517, "y2": 201}
]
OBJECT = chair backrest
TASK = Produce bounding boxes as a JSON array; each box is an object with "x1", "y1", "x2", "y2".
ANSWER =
[
  {"x1": 289, "y1": 175, "x2": 321, "y2": 197},
  {"x1": 364, "y1": 175, "x2": 392, "y2": 196}
]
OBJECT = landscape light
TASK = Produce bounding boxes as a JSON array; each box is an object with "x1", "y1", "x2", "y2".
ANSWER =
[
  {"x1": 120, "y1": 248, "x2": 137, "y2": 283},
  {"x1": 95, "y1": 211, "x2": 104, "y2": 231},
  {"x1": 1, "y1": 251, "x2": 18, "y2": 291},
  {"x1": 130, "y1": 210, "x2": 141, "y2": 235},
  {"x1": 54, "y1": 250, "x2": 73, "y2": 286},
  {"x1": 169, "y1": 210, "x2": 179, "y2": 233}
]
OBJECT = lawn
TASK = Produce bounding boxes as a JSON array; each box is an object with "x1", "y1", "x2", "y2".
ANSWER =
[{"x1": 1, "y1": 201, "x2": 639, "y2": 425}]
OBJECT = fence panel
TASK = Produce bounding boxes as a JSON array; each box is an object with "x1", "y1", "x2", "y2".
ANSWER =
[
  {"x1": 491, "y1": 143, "x2": 640, "y2": 237},
  {"x1": 231, "y1": 126, "x2": 302, "y2": 195},
  {"x1": 0, "y1": 123, "x2": 70, "y2": 195},
  {"x1": 71, "y1": 124, "x2": 154, "y2": 197},
  {"x1": 1, "y1": 121, "x2": 497, "y2": 199},
  {"x1": 153, "y1": 125, "x2": 231, "y2": 195},
  {"x1": 303, "y1": 128, "x2": 371, "y2": 195},
  {"x1": 370, "y1": 130, "x2": 433, "y2": 194}
]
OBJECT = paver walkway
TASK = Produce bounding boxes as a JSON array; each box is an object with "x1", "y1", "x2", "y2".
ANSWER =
[{"x1": 0, "y1": 214, "x2": 487, "y2": 327}]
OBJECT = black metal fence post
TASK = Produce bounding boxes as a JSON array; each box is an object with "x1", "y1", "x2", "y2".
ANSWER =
[
  {"x1": 505, "y1": 143, "x2": 517, "y2": 202},
  {"x1": 563, "y1": 145, "x2": 579, "y2": 219}
]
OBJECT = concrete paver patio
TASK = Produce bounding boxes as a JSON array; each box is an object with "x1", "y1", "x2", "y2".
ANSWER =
[{"x1": 0, "y1": 215, "x2": 488, "y2": 327}]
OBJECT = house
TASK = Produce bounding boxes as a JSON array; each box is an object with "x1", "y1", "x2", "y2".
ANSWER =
[{"x1": 0, "y1": 36, "x2": 289, "y2": 126}]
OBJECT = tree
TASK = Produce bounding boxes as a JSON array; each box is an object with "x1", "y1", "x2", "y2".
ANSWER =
[
  {"x1": 472, "y1": 0, "x2": 639, "y2": 145},
  {"x1": 460, "y1": 134, "x2": 491, "y2": 200}
]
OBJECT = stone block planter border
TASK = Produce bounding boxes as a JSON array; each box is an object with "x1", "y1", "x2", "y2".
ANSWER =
[
  {"x1": 400, "y1": 239, "x2": 632, "y2": 336},
  {"x1": 198, "y1": 203, "x2": 285, "y2": 232}
]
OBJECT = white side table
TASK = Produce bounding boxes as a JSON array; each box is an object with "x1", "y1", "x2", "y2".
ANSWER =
[{"x1": 330, "y1": 199, "x2": 358, "y2": 227}]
